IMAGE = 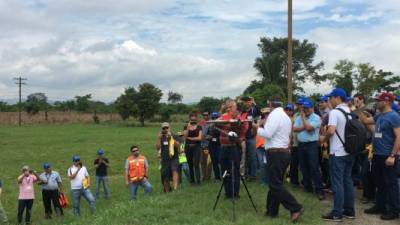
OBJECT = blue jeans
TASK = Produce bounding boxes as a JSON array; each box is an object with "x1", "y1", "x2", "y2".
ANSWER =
[
  {"x1": 256, "y1": 147, "x2": 268, "y2": 185},
  {"x1": 246, "y1": 138, "x2": 257, "y2": 178},
  {"x1": 298, "y1": 141, "x2": 323, "y2": 193},
  {"x1": 178, "y1": 163, "x2": 190, "y2": 185},
  {"x1": 129, "y1": 180, "x2": 152, "y2": 200},
  {"x1": 71, "y1": 188, "x2": 96, "y2": 216},
  {"x1": 329, "y1": 155, "x2": 355, "y2": 217},
  {"x1": 95, "y1": 176, "x2": 110, "y2": 199}
]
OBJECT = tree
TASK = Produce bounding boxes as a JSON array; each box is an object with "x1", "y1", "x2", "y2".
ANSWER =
[
  {"x1": 249, "y1": 84, "x2": 286, "y2": 108},
  {"x1": 167, "y1": 91, "x2": 183, "y2": 104},
  {"x1": 159, "y1": 104, "x2": 174, "y2": 122},
  {"x1": 197, "y1": 97, "x2": 223, "y2": 113},
  {"x1": 115, "y1": 87, "x2": 138, "y2": 120},
  {"x1": 133, "y1": 83, "x2": 163, "y2": 126},
  {"x1": 25, "y1": 93, "x2": 48, "y2": 115},
  {"x1": 248, "y1": 37, "x2": 324, "y2": 96},
  {"x1": 75, "y1": 94, "x2": 92, "y2": 112},
  {"x1": 324, "y1": 60, "x2": 400, "y2": 99},
  {"x1": 375, "y1": 70, "x2": 400, "y2": 93},
  {"x1": 0, "y1": 101, "x2": 9, "y2": 112},
  {"x1": 323, "y1": 60, "x2": 355, "y2": 96},
  {"x1": 115, "y1": 83, "x2": 162, "y2": 126}
]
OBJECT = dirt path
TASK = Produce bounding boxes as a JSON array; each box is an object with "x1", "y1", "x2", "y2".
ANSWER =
[{"x1": 322, "y1": 189, "x2": 399, "y2": 225}]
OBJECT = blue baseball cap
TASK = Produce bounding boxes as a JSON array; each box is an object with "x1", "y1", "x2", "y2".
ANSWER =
[
  {"x1": 43, "y1": 163, "x2": 51, "y2": 169},
  {"x1": 285, "y1": 103, "x2": 294, "y2": 111},
  {"x1": 72, "y1": 155, "x2": 80, "y2": 162},
  {"x1": 211, "y1": 112, "x2": 219, "y2": 119},
  {"x1": 326, "y1": 87, "x2": 347, "y2": 99},
  {"x1": 296, "y1": 96, "x2": 306, "y2": 105},
  {"x1": 97, "y1": 149, "x2": 104, "y2": 155},
  {"x1": 319, "y1": 96, "x2": 329, "y2": 102},
  {"x1": 302, "y1": 100, "x2": 314, "y2": 109},
  {"x1": 392, "y1": 103, "x2": 399, "y2": 112}
]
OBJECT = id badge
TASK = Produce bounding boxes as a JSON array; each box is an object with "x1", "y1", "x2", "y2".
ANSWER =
[
  {"x1": 212, "y1": 138, "x2": 217, "y2": 142},
  {"x1": 374, "y1": 132, "x2": 383, "y2": 138},
  {"x1": 163, "y1": 141, "x2": 169, "y2": 146},
  {"x1": 247, "y1": 115, "x2": 253, "y2": 120}
]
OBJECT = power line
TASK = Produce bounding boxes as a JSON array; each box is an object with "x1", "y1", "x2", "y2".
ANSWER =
[{"x1": 13, "y1": 77, "x2": 27, "y2": 126}]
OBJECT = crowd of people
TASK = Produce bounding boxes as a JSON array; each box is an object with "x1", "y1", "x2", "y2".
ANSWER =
[{"x1": 0, "y1": 86, "x2": 399, "y2": 224}]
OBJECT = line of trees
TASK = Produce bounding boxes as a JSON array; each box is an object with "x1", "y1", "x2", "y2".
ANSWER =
[
  {"x1": 244, "y1": 36, "x2": 399, "y2": 107},
  {"x1": 1, "y1": 36, "x2": 398, "y2": 125}
]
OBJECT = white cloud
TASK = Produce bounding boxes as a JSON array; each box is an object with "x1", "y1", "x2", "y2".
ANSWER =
[
  {"x1": 1, "y1": 0, "x2": 399, "y2": 104},
  {"x1": 0, "y1": 39, "x2": 255, "y2": 102}
]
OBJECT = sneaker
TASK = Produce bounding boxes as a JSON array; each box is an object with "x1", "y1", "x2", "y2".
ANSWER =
[
  {"x1": 322, "y1": 213, "x2": 343, "y2": 222},
  {"x1": 364, "y1": 206, "x2": 384, "y2": 215},
  {"x1": 343, "y1": 212, "x2": 355, "y2": 219},
  {"x1": 380, "y1": 213, "x2": 399, "y2": 220}
]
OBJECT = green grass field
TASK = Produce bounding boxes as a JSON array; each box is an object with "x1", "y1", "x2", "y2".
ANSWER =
[{"x1": 0, "y1": 124, "x2": 325, "y2": 225}]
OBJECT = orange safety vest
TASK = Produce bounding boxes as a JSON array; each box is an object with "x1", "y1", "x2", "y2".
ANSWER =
[
  {"x1": 256, "y1": 135, "x2": 265, "y2": 149},
  {"x1": 127, "y1": 155, "x2": 146, "y2": 183}
]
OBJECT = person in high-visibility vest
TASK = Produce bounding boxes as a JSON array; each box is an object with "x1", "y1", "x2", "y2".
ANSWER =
[
  {"x1": 125, "y1": 145, "x2": 152, "y2": 200},
  {"x1": 176, "y1": 132, "x2": 190, "y2": 184}
]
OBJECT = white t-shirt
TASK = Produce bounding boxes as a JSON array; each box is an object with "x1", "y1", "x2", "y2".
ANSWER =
[
  {"x1": 257, "y1": 107, "x2": 292, "y2": 149},
  {"x1": 328, "y1": 103, "x2": 351, "y2": 156},
  {"x1": 68, "y1": 165, "x2": 89, "y2": 190}
]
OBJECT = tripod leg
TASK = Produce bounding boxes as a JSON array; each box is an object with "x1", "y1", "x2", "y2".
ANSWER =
[
  {"x1": 213, "y1": 179, "x2": 225, "y2": 211},
  {"x1": 241, "y1": 176, "x2": 258, "y2": 213},
  {"x1": 231, "y1": 160, "x2": 236, "y2": 221}
]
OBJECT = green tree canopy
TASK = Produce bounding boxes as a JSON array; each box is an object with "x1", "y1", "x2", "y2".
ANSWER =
[
  {"x1": 246, "y1": 37, "x2": 324, "y2": 96},
  {"x1": 167, "y1": 91, "x2": 183, "y2": 104},
  {"x1": 134, "y1": 83, "x2": 163, "y2": 126},
  {"x1": 249, "y1": 84, "x2": 286, "y2": 108},
  {"x1": 25, "y1": 93, "x2": 48, "y2": 115},
  {"x1": 115, "y1": 87, "x2": 138, "y2": 120},
  {"x1": 324, "y1": 59, "x2": 400, "y2": 99},
  {"x1": 75, "y1": 94, "x2": 92, "y2": 112},
  {"x1": 115, "y1": 83, "x2": 162, "y2": 126},
  {"x1": 197, "y1": 97, "x2": 224, "y2": 113}
]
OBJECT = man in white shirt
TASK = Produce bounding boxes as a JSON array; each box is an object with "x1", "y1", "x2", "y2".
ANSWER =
[
  {"x1": 320, "y1": 88, "x2": 355, "y2": 222},
  {"x1": 68, "y1": 155, "x2": 96, "y2": 216},
  {"x1": 256, "y1": 96, "x2": 303, "y2": 223}
]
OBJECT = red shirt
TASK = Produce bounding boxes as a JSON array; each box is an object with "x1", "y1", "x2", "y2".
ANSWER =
[{"x1": 218, "y1": 112, "x2": 246, "y2": 145}]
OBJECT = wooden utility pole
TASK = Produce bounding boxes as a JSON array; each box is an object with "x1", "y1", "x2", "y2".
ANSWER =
[
  {"x1": 14, "y1": 77, "x2": 27, "y2": 126},
  {"x1": 287, "y1": 0, "x2": 293, "y2": 103}
]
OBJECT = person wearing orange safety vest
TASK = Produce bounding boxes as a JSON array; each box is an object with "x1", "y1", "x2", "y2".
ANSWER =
[
  {"x1": 124, "y1": 145, "x2": 152, "y2": 200},
  {"x1": 256, "y1": 107, "x2": 271, "y2": 186}
]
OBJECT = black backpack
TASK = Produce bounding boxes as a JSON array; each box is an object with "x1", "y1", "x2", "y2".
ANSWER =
[{"x1": 334, "y1": 108, "x2": 367, "y2": 154}]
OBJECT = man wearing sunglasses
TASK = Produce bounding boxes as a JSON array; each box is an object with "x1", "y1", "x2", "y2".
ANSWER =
[{"x1": 125, "y1": 145, "x2": 152, "y2": 200}]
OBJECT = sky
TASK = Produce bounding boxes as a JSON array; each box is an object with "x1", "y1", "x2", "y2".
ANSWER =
[{"x1": 0, "y1": 0, "x2": 399, "y2": 103}]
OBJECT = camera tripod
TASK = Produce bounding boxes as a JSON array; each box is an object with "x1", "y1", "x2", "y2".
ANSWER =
[{"x1": 213, "y1": 159, "x2": 258, "y2": 221}]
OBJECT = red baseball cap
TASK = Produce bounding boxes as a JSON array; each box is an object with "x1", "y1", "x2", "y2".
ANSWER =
[{"x1": 374, "y1": 92, "x2": 395, "y2": 102}]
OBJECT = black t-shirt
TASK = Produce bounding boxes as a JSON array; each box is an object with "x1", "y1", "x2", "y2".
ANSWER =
[
  {"x1": 94, "y1": 158, "x2": 109, "y2": 177},
  {"x1": 160, "y1": 135, "x2": 179, "y2": 162},
  {"x1": 186, "y1": 125, "x2": 202, "y2": 145}
]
